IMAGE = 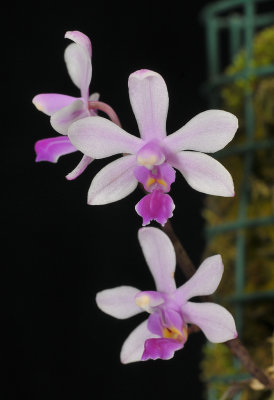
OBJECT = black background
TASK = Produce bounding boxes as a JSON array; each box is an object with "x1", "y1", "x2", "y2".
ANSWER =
[{"x1": 4, "y1": 1, "x2": 213, "y2": 399}]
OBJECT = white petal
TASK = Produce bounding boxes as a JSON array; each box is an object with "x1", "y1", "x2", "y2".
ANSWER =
[
  {"x1": 64, "y1": 42, "x2": 91, "y2": 100},
  {"x1": 68, "y1": 116, "x2": 143, "y2": 158},
  {"x1": 138, "y1": 227, "x2": 176, "y2": 294},
  {"x1": 182, "y1": 302, "x2": 237, "y2": 343},
  {"x1": 128, "y1": 69, "x2": 168, "y2": 140},
  {"x1": 175, "y1": 255, "x2": 224, "y2": 303},
  {"x1": 171, "y1": 151, "x2": 234, "y2": 197},
  {"x1": 88, "y1": 155, "x2": 138, "y2": 205},
  {"x1": 165, "y1": 110, "x2": 238, "y2": 153},
  {"x1": 120, "y1": 320, "x2": 156, "y2": 364},
  {"x1": 96, "y1": 286, "x2": 141, "y2": 319},
  {"x1": 50, "y1": 99, "x2": 89, "y2": 135}
]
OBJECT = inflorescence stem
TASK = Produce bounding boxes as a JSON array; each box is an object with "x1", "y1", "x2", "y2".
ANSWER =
[
  {"x1": 102, "y1": 104, "x2": 273, "y2": 389},
  {"x1": 88, "y1": 101, "x2": 122, "y2": 127},
  {"x1": 162, "y1": 220, "x2": 274, "y2": 390}
]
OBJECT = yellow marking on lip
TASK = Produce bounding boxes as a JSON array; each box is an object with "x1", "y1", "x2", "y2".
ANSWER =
[
  {"x1": 156, "y1": 178, "x2": 168, "y2": 188},
  {"x1": 146, "y1": 177, "x2": 156, "y2": 187},
  {"x1": 162, "y1": 326, "x2": 183, "y2": 340},
  {"x1": 145, "y1": 177, "x2": 168, "y2": 189}
]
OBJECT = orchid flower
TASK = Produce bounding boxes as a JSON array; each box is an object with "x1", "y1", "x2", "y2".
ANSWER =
[
  {"x1": 96, "y1": 227, "x2": 237, "y2": 363},
  {"x1": 68, "y1": 69, "x2": 238, "y2": 225},
  {"x1": 33, "y1": 30, "x2": 98, "y2": 180}
]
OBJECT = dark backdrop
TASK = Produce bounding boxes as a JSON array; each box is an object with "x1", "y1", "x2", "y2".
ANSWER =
[{"x1": 4, "y1": 1, "x2": 212, "y2": 399}]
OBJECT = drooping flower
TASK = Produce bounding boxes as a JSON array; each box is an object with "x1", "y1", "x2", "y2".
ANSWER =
[
  {"x1": 33, "y1": 30, "x2": 98, "y2": 180},
  {"x1": 96, "y1": 227, "x2": 237, "y2": 363},
  {"x1": 68, "y1": 69, "x2": 238, "y2": 224}
]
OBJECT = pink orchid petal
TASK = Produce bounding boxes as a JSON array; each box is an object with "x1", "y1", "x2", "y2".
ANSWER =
[
  {"x1": 32, "y1": 93, "x2": 77, "y2": 116},
  {"x1": 34, "y1": 136, "x2": 77, "y2": 163},
  {"x1": 65, "y1": 155, "x2": 94, "y2": 181},
  {"x1": 68, "y1": 116, "x2": 143, "y2": 158},
  {"x1": 88, "y1": 155, "x2": 138, "y2": 205},
  {"x1": 65, "y1": 30, "x2": 92, "y2": 58},
  {"x1": 50, "y1": 99, "x2": 89, "y2": 135},
  {"x1": 120, "y1": 320, "x2": 157, "y2": 364},
  {"x1": 96, "y1": 286, "x2": 141, "y2": 319},
  {"x1": 171, "y1": 151, "x2": 234, "y2": 197},
  {"x1": 64, "y1": 42, "x2": 91, "y2": 101},
  {"x1": 128, "y1": 69, "x2": 168, "y2": 141},
  {"x1": 165, "y1": 110, "x2": 238, "y2": 153},
  {"x1": 175, "y1": 255, "x2": 224, "y2": 303},
  {"x1": 142, "y1": 337, "x2": 183, "y2": 361},
  {"x1": 182, "y1": 301, "x2": 237, "y2": 343},
  {"x1": 138, "y1": 227, "x2": 176, "y2": 294},
  {"x1": 135, "y1": 191, "x2": 175, "y2": 226}
]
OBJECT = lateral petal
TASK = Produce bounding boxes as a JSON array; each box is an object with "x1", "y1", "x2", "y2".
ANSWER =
[
  {"x1": 88, "y1": 155, "x2": 138, "y2": 205},
  {"x1": 165, "y1": 110, "x2": 238, "y2": 153},
  {"x1": 175, "y1": 255, "x2": 224, "y2": 303},
  {"x1": 34, "y1": 136, "x2": 77, "y2": 163},
  {"x1": 50, "y1": 99, "x2": 89, "y2": 135},
  {"x1": 96, "y1": 286, "x2": 141, "y2": 319},
  {"x1": 68, "y1": 116, "x2": 143, "y2": 158},
  {"x1": 182, "y1": 302, "x2": 237, "y2": 343},
  {"x1": 138, "y1": 227, "x2": 176, "y2": 294},
  {"x1": 32, "y1": 93, "x2": 77, "y2": 116},
  {"x1": 65, "y1": 155, "x2": 94, "y2": 180},
  {"x1": 120, "y1": 320, "x2": 156, "y2": 364},
  {"x1": 128, "y1": 69, "x2": 168, "y2": 140},
  {"x1": 171, "y1": 151, "x2": 234, "y2": 197}
]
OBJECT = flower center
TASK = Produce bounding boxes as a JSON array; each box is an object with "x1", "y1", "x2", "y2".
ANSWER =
[
  {"x1": 162, "y1": 325, "x2": 188, "y2": 342},
  {"x1": 134, "y1": 163, "x2": 175, "y2": 194},
  {"x1": 136, "y1": 141, "x2": 165, "y2": 169}
]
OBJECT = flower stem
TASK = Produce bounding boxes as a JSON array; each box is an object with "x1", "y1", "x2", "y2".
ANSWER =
[
  {"x1": 88, "y1": 101, "x2": 122, "y2": 127},
  {"x1": 162, "y1": 220, "x2": 197, "y2": 279},
  {"x1": 161, "y1": 219, "x2": 274, "y2": 390}
]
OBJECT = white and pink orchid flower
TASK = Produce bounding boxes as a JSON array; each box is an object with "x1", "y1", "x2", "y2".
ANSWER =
[
  {"x1": 68, "y1": 69, "x2": 238, "y2": 225},
  {"x1": 96, "y1": 227, "x2": 237, "y2": 364},
  {"x1": 33, "y1": 31, "x2": 98, "y2": 180}
]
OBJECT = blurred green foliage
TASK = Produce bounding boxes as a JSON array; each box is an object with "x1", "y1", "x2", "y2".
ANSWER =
[{"x1": 201, "y1": 26, "x2": 274, "y2": 399}]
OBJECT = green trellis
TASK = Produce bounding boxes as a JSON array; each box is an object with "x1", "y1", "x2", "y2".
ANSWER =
[{"x1": 200, "y1": 0, "x2": 274, "y2": 399}]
